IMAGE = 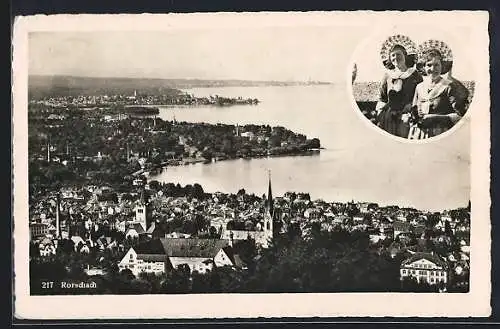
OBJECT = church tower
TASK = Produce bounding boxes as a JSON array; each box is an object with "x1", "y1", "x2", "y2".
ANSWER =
[
  {"x1": 134, "y1": 189, "x2": 148, "y2": 231},
  {"x1": 263, "y1": 170, "x2": 274, "y2": 246}
]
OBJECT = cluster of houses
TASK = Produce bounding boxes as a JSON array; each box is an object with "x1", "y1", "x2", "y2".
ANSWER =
[
  {"x1": 117, "y1": 182, "x2": 276, "y2": 276},
  {"x1": 118, "y1": 238, "x2": 246, "y2": 277},
  {"x1": 29, "y1": 91, "x2": 259, "y2": 109},
  {"x1": 28, "y1": 174, "x2": 470, "y2": 288},
  {"x1": 29, "y1": 176, "x2": 277, "y2": 275}
]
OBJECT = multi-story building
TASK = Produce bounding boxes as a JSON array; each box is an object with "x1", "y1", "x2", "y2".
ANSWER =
[{"x1": 400, "y1": 252, "x2": 448, "y2": 286}]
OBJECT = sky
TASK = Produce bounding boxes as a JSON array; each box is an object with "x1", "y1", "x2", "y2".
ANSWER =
[
  {"x1": 28, "y1": 21, "x2": 476, "y2": 84},
  {"x1": 28, "y1": 27, "x2": 365, "y2": 82}
]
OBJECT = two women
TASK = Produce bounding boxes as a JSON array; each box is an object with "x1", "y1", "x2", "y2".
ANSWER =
[{"x1": 375, "y1": 35, "x2": 469, "y2": 139}]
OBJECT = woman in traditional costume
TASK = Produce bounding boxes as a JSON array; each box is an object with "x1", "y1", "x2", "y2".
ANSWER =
[
  {"x1": 408, "y1": 40, "x2": 469, "y2": 139},
  {"x1": 376, "y1": 35, "x2": 423, "y2": 138}
]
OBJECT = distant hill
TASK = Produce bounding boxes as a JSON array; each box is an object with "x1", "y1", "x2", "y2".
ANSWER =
[
  {"x1": 28, "y1": 75, "x2": 183, "y2": 98},
  {"x1": 29, "y1": 75, "x2": 332, "y2": 98}
]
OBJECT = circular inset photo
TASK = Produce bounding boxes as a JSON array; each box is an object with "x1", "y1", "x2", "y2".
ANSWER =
[{"x1": 350, "y1": 31, "x2": 475, "y2": 141}]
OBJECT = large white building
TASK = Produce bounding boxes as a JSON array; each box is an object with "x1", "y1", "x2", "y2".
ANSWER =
[{"x1": 400, "y1": 252, "x2": 448, "y2": 286}]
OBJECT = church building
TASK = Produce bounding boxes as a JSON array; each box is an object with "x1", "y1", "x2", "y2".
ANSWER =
[{"x1": 221, "y1": 171, "x2": 276, "y2": 248}]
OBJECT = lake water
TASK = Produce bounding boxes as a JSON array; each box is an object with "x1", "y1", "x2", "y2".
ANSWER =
[{"x1": 149, "y1": 85, "x2": 470, "y2": 211}]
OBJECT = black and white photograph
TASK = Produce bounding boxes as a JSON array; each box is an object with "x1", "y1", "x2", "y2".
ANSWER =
[{"x1": 12, "y1": 12, "x2": 490, "y2": 319}]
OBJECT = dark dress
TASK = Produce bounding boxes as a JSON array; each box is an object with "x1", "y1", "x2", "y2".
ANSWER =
[
  {"x1": 408, "y1": 77, "x2": 469, "y2": 139},
  {"x1": 377, "y1": 69, "x2": 423, "y2": 138}
]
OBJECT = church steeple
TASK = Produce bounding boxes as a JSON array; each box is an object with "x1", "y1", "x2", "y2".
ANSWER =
[
  {"x1": 263, "y1": 170, "x2": 274, "y2": 247},
  {"x1": 135, "y1": 188, "x2": 148, "y2": 231}
]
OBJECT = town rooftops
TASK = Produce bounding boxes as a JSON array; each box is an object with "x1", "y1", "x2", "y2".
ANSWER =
[
  {"x1": 127, "y1": 223, "x2": 146, "y2": 234},
  {"x1": 413, "y1": 224, "x2": 426, "y2": 235},
  {"x1": 222, "y1": 229, "x2": 266, "y2": 241},
  {"x1": 161, "y1": 238, "x2": 229, "y2": 258},
  {"x1": 134, "y1": 238, "x2": 230, "y2": 258},
  {"x1": 232, "y1": 253, "x2": 246, "y2": 269},
  {"x1": 393, "y1": 221, "x2": 410, "y2": 231},
  {"x1": 146, "y1": 221, "x2": 156, "y2": 234},
  {"x1": 220, "y1": 246, "x2": 247, "y2": 269},
  {"x1": 39, "y1": 237, "x2": 54, "y2": 246}
]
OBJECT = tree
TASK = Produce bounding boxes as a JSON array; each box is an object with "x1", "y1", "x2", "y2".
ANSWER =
[
  {"x1": 194, "y1": 214, "x2": 208, "y2": 234},
  {"x1": 191, "y1": 271, "x2": 210, "y2": 293},
  {"x1": 426, "y1": 213, "x2": 441, "y2": 229},
  {"x1": 444, "y1": 220, "x2": 453, "y2": 236},
  {"x1": 209, "y1": 226, "x2": 219, "y2": 238},
  {"x1": 286, "y1": 222, "x2": 302, "y2": 241},
  {"x1": 192, "y1": 183, "x2": 204, "y2": 199},
  {"x1": 307, "y1": 138, "x2": 321, "y2": 149},
  {"x1": 57, "y1": 239, "x2": 75, "y2": 254},
  {"x1": 120, "y1": 268, "x2": 135, "y2": 281},
  {"x1": 226, "y1": 220, "x2": 236, "y2": 230},
  {"x1": 130, "y1": 278, "x2": 153, "y2": 294},
  {"x1": 29, "y1": 242, "x2": 39, "y2": 257},
  {"x1": 182, "y1": 219, "x2": 196, "y2": 235},
  {"x1": 163, "y1": 264, "x2": 191, "y2": 293},
  {"x1": 68, "y1": 262, "x2": 87, "y2": 280},
  {"x1": 232, "y1": 238, "x2": 257, "y2": 268},
  {"x1": 149, "y1": 180, "x2": 160, "y2": 191},
  {"x1": 224, "y1": 229, "x2": 402, "y2": 293},
  {"x1": 216, "y1": 266, "x2": 245, "y2": 292}
]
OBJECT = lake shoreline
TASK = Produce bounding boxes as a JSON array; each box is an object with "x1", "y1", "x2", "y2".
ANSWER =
[{"x1": 141, "y1": 149, "x2": 323, "y2": 179}]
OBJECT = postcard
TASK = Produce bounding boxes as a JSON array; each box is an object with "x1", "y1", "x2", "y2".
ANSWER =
[{"x1": 12, "y1": 11, "x2": 491, "y2": 319}]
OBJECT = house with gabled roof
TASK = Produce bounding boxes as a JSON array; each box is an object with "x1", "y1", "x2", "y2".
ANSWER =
[
  {"x1": 125, "y1": 223, "x2": 146, "y2": 239},
  {"x1": 96, "y1": 236, "x2": 116, "y2": 251},
  {"x1": 165, "y1": 231, "x2": 192, "y2": 239},
  {"x1": 400, "y1": 252, "x2": 448, "y2": 286},
  {"x1": 118, "y1": 238, "x2": 236, "y2": 277},
  {"x1": 71, "y1": 235, "x2": 85, "y2": 251},
  {"x1": 393, "y1": 220, "x2": 410, "y2": 239},
  {"x1": 38, "y1": 237, "x2": 57, "y2": 256},
  {"x1": 412, "y1": 224, "x2": 426, "y2": 239}
]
